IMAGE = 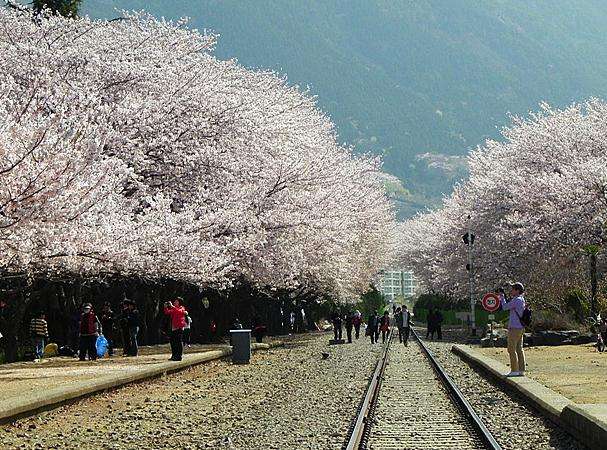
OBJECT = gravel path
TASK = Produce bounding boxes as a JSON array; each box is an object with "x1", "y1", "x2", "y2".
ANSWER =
[
  {"x1": 422, "y1": 332, "x2": 587, "y2": 450},
  {"x1": 2, "y1": 333, "x2": 380, "y2": 450}
]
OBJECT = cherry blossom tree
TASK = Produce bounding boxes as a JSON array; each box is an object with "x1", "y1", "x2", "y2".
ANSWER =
[
  {"x1": 0, "y1": 8, "x2": 396, "y2": 305},
  {"x1": 397, "y1": 100, "x2": 607, "y2": 310}
]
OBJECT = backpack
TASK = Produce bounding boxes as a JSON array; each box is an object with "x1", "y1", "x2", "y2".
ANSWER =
[
  {"x1": 96, "y1": 335, "x2": 109, "y2": 358},
  {"x1": 58, "y1": 345, "x2": 76, "y2": 357},
  {"x1": 518, "y1": 307, "x2": 532, "y2": 327}
]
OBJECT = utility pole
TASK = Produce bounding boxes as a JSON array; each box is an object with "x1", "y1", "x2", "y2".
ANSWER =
[
  {"x1": 463, "y1": 216, "x2": 476, "y2": 336},
  {"x1": 591, "y1": 252, "x2": 598, "y2": 318},
  {"x1": 584, "y1": 244, "x2": 600, "y2": 319}
]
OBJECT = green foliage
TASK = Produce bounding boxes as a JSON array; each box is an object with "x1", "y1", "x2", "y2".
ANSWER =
[
  {"x1": 563, "y1": 288, "x2": 590, "y2": 322},
  {"x1": 414, "y1": 293, "x2": 467, "y2": 315},
  {"x1": 84, "y1": 0, "x2": 607, "y2": 217},
  {"x1": 355, "y1": 286, "x2": 386, "y2": 319},
  {"x1": 33, "y1": 0, "x2": 81, "y2": 17},
  {"x1": 583, "y1": 244, "x2": 601, "y2": 256}
]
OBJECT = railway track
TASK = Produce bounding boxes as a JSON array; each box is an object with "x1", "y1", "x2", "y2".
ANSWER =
[{"x1": 344, "y1": 329, "x2": 501, "y2": 450}]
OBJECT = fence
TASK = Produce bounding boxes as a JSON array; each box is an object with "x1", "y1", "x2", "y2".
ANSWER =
[{"x1": 413, "y1": 306, "x2": 509, "y2": 328}]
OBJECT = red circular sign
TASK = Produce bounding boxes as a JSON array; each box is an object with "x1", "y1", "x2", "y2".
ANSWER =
[{"x1": 481, "y1": 293, "x2": 501, "y2": 312}]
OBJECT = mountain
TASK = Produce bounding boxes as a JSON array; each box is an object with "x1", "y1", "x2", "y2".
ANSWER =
[{"x1": 82, "y1": 0, "x2": 607, "y2": 217}]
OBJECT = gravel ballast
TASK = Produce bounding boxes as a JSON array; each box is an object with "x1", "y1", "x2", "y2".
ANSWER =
[
  {"x1": 2, "y1": 334, "x2": 380, "y2": 449},
  {"x1": 423, "y1": 334, "x2": 587, "y2": 450}
]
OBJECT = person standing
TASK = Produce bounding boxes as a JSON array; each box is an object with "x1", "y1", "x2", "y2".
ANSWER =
[
  {"x1": 300, "y1": 308, "x2": 307, "y2": 332},
  {"x1": 232, "y1": 317, "x2": 243, "y2": 330},
  {"x1": 30, "y1": 312, "x2": 49, "y2": 361},
  {"x1": 209, "y1": 319, "x2": 218, "y2": 342},
  {"x1": 164, "y1": 298, "x2": 187, "y2": 361},
  {"x1": 426, "y1": 308, "x2": 436, "y2": 339},
  {"x1": 600, "y1": 317, "x2": 607, "y2": 351},
  {"x1": 401, "y1": 305, "x2": 411, "y2": 345},
  {"x1": 500, "y1": 282, "x2": 527, "y2": 377},
  {"x1": 353, "y1": 310, "x2": 362, "y2": 339},
  {"x1": 344, "y1": 312, "x2": 354, "y2": 343},
  {"x1": 367, "y1": 311, "x2": 379, "y2": 344},
  {"x1": 119, "y1": 301, "x2": 131, "y2": 356},
  {"x1": 434, "y1": 309, "x2": 443, "y2": 340},
  {"x1": 252, "y1": 317, "x2": 267, "y2": 343},
  {"x1": 331, "y1": 310, "x2": 343, "y2": 341},
  {"x1": 69, "y1": 308, "x2": 81, "y2": 354},
  {"x1": 183, "y1": 311, "x2": 192, "y2": 348},
  {"x1": 379, "y1": 311, "x2": 390, "y2": 343},
  {"x1": 394, "y1": 307, "x2": 404, "y2": 343},
  {"x1": 79, "y1": 303, "x2": 101, "y2": 361},
  {"x1": 100, "y1": 302, "x2": 115, "y2": 357},
  {"x1": 289, "y1": 311, "x2": 296, "y2": 333},
  {"x1": 126, "y1": 301, "x2": 140, "y2": 356}
]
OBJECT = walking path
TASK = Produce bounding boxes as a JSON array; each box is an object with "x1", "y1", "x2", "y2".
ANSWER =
[
  {"x1": 0, "y1": 341, "x2": 280, "y2": 423},
  {"x1": 457, "y1": 344, "x2": 606, "y2": 450},
  {"x1": 479, "y1": 343, "x2": 607, "y2": 404}
]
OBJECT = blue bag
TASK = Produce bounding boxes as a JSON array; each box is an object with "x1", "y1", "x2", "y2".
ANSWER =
[{"x1": 96, "y1": 335, "x2": 108, "y2": 358}]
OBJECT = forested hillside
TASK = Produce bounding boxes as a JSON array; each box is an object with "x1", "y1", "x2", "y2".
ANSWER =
[{"x1": 83, "y1": 0, "x2": 607, "y2": 215}]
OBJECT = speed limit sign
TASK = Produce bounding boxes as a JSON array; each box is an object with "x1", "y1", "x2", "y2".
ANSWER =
[{"x1": 481, "y1": 293, "x2": 501, "y2": 312}]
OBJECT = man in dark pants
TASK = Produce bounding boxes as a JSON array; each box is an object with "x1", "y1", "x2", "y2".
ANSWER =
[
  {"x1": 126, "y1": 301, "x2": 140, "y2": 356},
  {"x1": 367, "y1": 311, "x2": 379, "y2": 344},
  {"x1": 435, "y1": 309, "x2": 443, "y2": 340},
  {"x1": 100, "y1": 302, "x2": 114, "y2": 356},
  {"x1": 401, "y1": 305, "x2": 412, "y2": 345},
  {"x1": 331, "y1": 310, "x2": 342, "y2": 340},
  {"x1": 426, "y1": 308, "x2": 436, "y2": 339},
  {"x1": 394, "y1": 306, "x2": 404, "y2": 343},
  {"x1": 119, "y1": 301, "x2": 131, "y2": 356},
  {"x1": 344, "y1": 313, "x2": 354, "y2": 343},
  {"x1": 353, "y1": 311, "x2": 362, "y2": 339}
]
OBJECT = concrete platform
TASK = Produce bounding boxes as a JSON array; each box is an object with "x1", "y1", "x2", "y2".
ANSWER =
[
  {"x1": 453, "y1": 344, "x2": 607, "y2": 450},
  {"x1": 0, "y1": 341, "x2": 281, "y2": 424}
]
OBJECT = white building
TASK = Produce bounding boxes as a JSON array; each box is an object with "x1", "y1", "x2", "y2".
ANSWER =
[{"x1": 377, "y1": 269, "x2": 417, "y2": 303}]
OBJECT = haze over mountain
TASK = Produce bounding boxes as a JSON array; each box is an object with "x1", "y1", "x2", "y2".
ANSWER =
[{"x1": 83, "y1": 0, "x2": 607, "y2": 217}]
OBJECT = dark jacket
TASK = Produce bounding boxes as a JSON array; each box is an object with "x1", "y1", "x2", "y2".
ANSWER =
[
  {"x1": 331, "y1": 312, "x2": 342, "y2": 326},
  {"x1": 399, "y1": 310, "x2": 412, "y2": 328},
  {"x1": 344, "y1": 315, "x2": 353, "y2": 328},
  {"x1": 367, "y1": 314, "x2": 379, "y2": 329},
  {"x1": 127, "y1": 309, "x2": 140, "y2": 328},
  {"x1": 435, "y1": 311, "x2": 443, "y2": 325},
  {"x1": 101, "y1": 310, "x2": 114, "y2": 335}
]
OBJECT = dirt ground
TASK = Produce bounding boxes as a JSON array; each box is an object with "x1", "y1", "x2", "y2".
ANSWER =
[
  {"x1": 2, "y1": 333, "x2": 379, "y2": 450},
  {"x1": 479, "y1": 344, "x2": 607, "y2": 404}
]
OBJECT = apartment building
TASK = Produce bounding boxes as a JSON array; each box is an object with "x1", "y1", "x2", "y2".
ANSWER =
[{"x1": 377, "y1": 269, "x2": 417, "y2": 303}]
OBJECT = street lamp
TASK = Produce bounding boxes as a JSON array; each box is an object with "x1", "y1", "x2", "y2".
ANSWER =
[{"x1": 462, "y1": 215, "x2": 476, "y2": 336}]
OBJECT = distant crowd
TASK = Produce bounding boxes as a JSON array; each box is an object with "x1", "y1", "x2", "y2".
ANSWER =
[
  {"x1": 27, "y1": 297, "x2": 258, "y2": 363},
  {"x1": 329, "y1": 305, "x2": 443, "y2": 346}
]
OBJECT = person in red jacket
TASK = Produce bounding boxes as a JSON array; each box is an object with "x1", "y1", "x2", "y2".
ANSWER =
[
  {"x1": 79, "y1": 303, "x2": 101, "y2": 361},
  {"x1": 163, "y1": 297, "x2": 187, "y2": 361}
]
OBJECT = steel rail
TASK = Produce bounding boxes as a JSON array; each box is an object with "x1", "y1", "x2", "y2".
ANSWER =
[
  {"x1": 344, "y1": 326, "x2": 393, "y2": 450},
  {"x1": 412, "y1": 329, "x2": 503, "y2": 450}
]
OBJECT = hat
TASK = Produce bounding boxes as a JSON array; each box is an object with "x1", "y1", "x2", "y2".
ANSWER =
[{"x1": 511, "y1": 282, "x2": 525, "y2": 293}]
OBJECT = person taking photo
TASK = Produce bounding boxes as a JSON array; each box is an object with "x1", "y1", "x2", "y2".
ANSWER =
[{"x1": 499, "y1": 282, "x2": 527, "y2": 377}]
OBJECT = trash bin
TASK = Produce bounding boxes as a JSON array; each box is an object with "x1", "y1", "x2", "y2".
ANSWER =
[{"x1": 230, "y1": 329, "x2": 252, "y2": 364}]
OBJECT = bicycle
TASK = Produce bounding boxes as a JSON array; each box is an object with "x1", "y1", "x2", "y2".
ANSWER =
[{"x1": 585, "y1": 315, "x2": 606, "y2": 352}]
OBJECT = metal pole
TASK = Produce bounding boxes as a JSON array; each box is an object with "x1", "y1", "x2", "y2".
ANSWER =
[
  {"x1": 468, "y1": 216, "x2": 476, "y2": 336},
  {"x1": 591, "y1": 252, "x2": 598, "y2": 318}
]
